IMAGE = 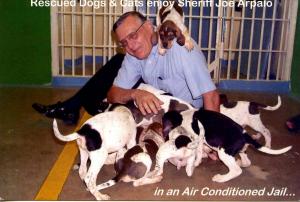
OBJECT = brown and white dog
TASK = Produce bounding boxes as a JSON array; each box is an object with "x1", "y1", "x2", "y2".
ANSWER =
[
  {"x1": 146, "y1": 111, "x2": 203, "y2": 179},
  {"x1": 156, "y1": 1, "x2": 194, "y2": 55},
  {"x1": 95, "y1": 122, "x2": 165, "y2": 193}
]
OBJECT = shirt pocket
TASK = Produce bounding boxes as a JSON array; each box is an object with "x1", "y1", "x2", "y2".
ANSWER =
[{"x1": 157, "y1": 76, "x2": 185, "y2": 96}]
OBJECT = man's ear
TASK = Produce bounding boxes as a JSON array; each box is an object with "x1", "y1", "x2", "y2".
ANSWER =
[
  {"x1": 144, "y1": 20, "x2": 154, "y2": 30},
  {"x1": 176, "y1": 28, "x2": 185, "y2": 46},
  {"x1": 151, "y1": 31, "x2": 158, "y2": 45}
]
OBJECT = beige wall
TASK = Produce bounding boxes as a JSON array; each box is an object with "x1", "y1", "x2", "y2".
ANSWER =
[{"x1": 60, "y1": 3, "x2": 122, "y2": 60}]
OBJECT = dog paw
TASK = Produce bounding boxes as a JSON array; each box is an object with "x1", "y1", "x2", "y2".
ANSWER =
[
  {"x1": 133, "y1": 180, "x2": 142, "y2": 187},
  {"x1": 158, "y1": 48, "x2": 167, "y2": 55},
  {"x1": 186, "y1": 167, "x2": 195, "y2": 177},
  {"x1": 94, "y1": 192, "x2": 111, "y2": 200},
  {"x1": 212, "y1": 174, "x2": 227, "y2": 183},
  {"x1": 73, "y1": 163, "x2": 80, "y2": 170},
  {"x1": 185, "y1": 40, "x2": 194, "y2": 51},
  {"x1": 79, "y1": 171, "x2": 87, "y2": 181},
  {"x1": 156, "y1": 175, "x2": 163, "y2": 182}
]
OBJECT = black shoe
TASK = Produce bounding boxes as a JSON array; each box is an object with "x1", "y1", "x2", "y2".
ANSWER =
[
  {"x1": 32, "y1": 102, "x2": 79, "y2": 125},
  {"x1": 85, "y1": 101, "x2": 110, "y2": 116}
]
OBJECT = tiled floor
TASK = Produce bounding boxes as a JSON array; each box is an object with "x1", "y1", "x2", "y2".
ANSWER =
[{"x1": 0, "y1": 86, "x2": 299, "y2": 200}]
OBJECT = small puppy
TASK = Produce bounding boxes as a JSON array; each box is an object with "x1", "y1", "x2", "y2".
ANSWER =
[
  {"x1": 156, "y1": 1, "x2": 194, "y2": 55},
  {"x1": 165, "y1": 108, "x2": 292, "y2": 182},
  {"x1": 95, "y1": 122, "x2": 165, "y2": 192},
  {"x1": 220, "y1": 94, "x2": 282, "y2": 147},
  {"x1": 52, "y1": 105, "x2": 136, "y2": 200}
]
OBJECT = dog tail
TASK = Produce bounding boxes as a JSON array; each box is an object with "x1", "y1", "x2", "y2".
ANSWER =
[
  {"x1": 263, "y1": 96, "x2": 282, "y2": 111},
  {"x1": 244, "y1": 131, "x2": 292, "y2": 155},
  {"x1": 258, "y1": 145, "x2": 292, "y2": 155},
  {"x1": 53, "y1": 119, "x2": 79, "y2": 142}
]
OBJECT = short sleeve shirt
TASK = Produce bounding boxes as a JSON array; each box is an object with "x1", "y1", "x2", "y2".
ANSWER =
[{"x1": 113, "y1": 40, "x2": 216, "y2": 108}]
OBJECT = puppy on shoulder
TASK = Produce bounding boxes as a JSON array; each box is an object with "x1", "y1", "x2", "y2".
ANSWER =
[{"x1": 156, "y1": 0, "x2": 194, "y2": 55}]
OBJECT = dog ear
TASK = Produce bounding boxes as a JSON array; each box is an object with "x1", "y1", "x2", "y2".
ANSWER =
[
  {"x1": 176, "y1": 29, "x2": 185, "y2": 46},
  {"x1": 162, "y1": 111, "x2": 183, "y2": 140},
  {"x1": 162, "y1": 119, "x2": 173, "y2": 141}
]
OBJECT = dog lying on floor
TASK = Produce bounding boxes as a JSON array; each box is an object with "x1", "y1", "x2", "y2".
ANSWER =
[
  {"x1": 154, "y1": 108, "x2": 292, "y2": 183},
  {"x1": 156, "y1": 0, "x2": 194, "y2": 55},
  {"x1": 220, "y1": 94, "x2": 282, "y2": 148},
  {"x1": 95, "y1": 122, "x2": 165, "y2": 193},
  {"x1": 53, "y1": 105, "x2": 137, "y2": 200}
]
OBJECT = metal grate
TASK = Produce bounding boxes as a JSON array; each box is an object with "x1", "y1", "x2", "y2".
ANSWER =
[
  {"x1": 51, "y1": 1, "x2": 123, "y2": 77},
  {"x1": 51, "y1": 0, "x2": 298, "y2": 84}
]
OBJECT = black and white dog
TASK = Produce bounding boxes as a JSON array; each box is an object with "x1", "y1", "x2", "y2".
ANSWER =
[
  {"x1": 53, "y1": 105, "x2": 137, "y2": 200},
  {"x1": 160, "y1": 108, "x2": 292, "y2": 182},
  {"x1": 95, "y1": 122, "x2": 165, "y2": 193},
  {"x1": 156, "y1": 0, "x2": 193, "y2": 55},
  {"x1": 220, "y1": 94, "x2": 282, "y2": 148}
]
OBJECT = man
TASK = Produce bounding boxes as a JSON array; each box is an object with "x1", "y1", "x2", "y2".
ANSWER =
[
  {"x1": 33, "y1": 11, "x2": 219, "y2": 123},
  {"x1": 107, "y1": 11, "x2": 219, "y2": 114}
]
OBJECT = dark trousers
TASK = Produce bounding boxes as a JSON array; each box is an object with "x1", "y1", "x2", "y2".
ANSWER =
[{"x1": 65, "y1": 53, "x2": 125, "y2": 115}]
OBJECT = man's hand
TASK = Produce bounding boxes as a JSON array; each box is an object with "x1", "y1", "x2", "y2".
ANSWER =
[{"x1": 132, "y1": 89, "x2": 164, "y2": 115}]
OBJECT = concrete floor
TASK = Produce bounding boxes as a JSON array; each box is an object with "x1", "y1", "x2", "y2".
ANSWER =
[{"x1": 0, "y1": 86, "x2": 300, "y2": 201}]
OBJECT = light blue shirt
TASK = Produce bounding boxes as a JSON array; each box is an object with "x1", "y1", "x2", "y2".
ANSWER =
[{"x1": 113, "y1": 40, "x2": 216, "y2": 108}]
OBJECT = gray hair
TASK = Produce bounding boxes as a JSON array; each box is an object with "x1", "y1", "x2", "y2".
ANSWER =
[{"x1": 113, "y1": 11, "x2": 147, "y2": 33}]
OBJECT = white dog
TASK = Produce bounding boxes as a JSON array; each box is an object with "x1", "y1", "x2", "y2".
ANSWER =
[{"x1": 53, "y1": 105, "x2": 136, "y2": 200}]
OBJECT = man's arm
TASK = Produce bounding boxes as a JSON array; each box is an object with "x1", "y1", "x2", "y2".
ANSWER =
[
  {"x1": 202, "y1": 89, "x2": 220, "y2": 112},
  {"x1": 107, "y1": 85, "x2": 163, "y2": 115}
]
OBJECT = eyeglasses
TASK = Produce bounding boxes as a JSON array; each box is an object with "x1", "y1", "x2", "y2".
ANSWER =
[{"x1": 118, "y1": 21, "x2": 146, "y2": 49}]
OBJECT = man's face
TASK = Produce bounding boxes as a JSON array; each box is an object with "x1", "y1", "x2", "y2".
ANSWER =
[{"x1": 115, "y1": 15, "x2": 153, "y2": 60}]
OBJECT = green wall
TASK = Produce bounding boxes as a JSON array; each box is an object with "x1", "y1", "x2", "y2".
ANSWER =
[
  {"x1": 291, "y1": 4, "x2": 300, "y2": 98},
  {"x1": 0, "y1": 1, "x2": 51, "y2": 85}
]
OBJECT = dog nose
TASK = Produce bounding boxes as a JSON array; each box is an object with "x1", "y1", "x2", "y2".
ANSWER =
[{"x1": 163, "y1": 42, "x2": 168, "y2": 48}]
